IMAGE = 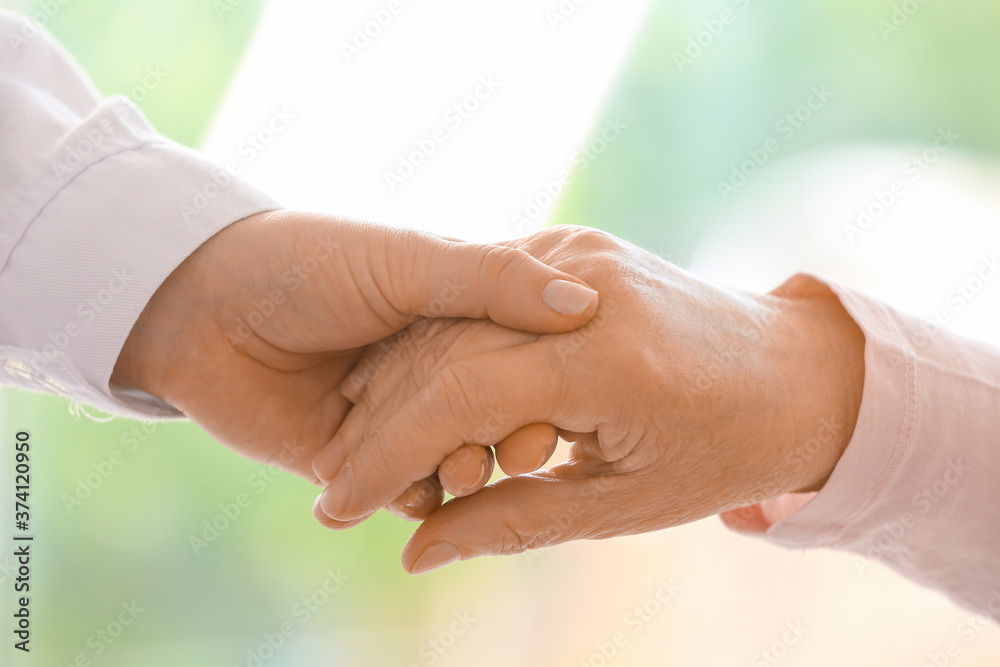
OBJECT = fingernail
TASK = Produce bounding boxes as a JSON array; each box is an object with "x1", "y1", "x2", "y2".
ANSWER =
[
  {"x1": 312, "y1": 494, "x2": 334, "y2": 525},
  {"x1": 341, "y1": 371, "x2": 369, "y2": 403},
  {"x1": 312, "y1": 452, "x2": 336, "y2": 485},
  {"x1": 455, "y1": 460, "x2": 486, "y2": 496},
  {"x1": 312, "y1": 437, "x2": 348, "y2": 484},
  {"x1": 532, "y1": 440, "x2": 558, "y2": 472},
  {"x1": 410, "y1": 542, "x2": 461, "y2": 575},
  {"x1": 542, "y1": 279, "x2": 598, "y2": 316},
  {"x1": 401, "y1": 486, "x2": 421, "y2": 508},
  {"x1": 320, "y1": 466, "x2": 354, "y2": 518}
]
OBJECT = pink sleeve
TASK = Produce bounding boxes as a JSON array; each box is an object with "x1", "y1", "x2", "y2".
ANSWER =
[{"x1": 735, "y1": 276, "x2": 1000, "y2": 615}]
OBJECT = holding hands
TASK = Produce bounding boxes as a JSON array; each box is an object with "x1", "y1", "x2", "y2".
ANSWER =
[
  {"x1": 116, "y1": 213, "x2": 864, "y2": 573},
  {"x1": 311, "y1": 226, "x2": 866, "y2": 573},
  {"x1": 113, "y1": 211, "x2": 600, "y2": 482}
]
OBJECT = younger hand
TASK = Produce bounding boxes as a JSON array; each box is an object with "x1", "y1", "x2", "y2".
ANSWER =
[{"x1": 113, "y1": 211, "x2": 599, "y2": 482}]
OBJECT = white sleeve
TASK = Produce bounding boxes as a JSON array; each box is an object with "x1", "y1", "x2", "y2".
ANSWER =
[{"x1": 0, "y1": 11, "x2": 280, "y2": 419}]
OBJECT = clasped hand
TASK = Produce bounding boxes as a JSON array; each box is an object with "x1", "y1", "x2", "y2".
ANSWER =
[{"x1": 310, "y1": 225, "x2": 865, "y2": 574}]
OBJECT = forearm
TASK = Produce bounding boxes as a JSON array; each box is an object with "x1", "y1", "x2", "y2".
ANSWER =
[
  {"x1": 755, "y1": 275, "x2": 1000, "y2": 613},
  {"x1": 0, "y1": 12, "x2": 278, "y2": 418}
]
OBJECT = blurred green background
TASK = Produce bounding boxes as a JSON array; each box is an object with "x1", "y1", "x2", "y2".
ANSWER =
[
  {"x1": 3, "y1": 0, "x2": 1000, "y2": 665},
  {"x1": 552, "y1": 0, "x2": 1000, "y2": 263}
]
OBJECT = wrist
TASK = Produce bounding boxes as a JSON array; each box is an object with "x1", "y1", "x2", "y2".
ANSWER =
[
  {"x1": 112, "y1": 219, "x2": 235, "y2": 406},
  {"x1": 112, "y1": 259, "x2": 196, "y2": 405},
  {"x1": 769, "y1": 274, "x2": 866, "y2": 494}
]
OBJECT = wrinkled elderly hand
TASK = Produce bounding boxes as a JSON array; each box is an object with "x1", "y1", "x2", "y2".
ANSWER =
[
  {"x1": 311, "y1": 226, "x2": 865, "y2": 573},
  {"x1": 112, "y1": 211, "x2": 599, "y2": 483}
]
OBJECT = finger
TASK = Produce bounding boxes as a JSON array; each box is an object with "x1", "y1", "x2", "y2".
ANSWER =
[
  {"x1": 383, "y1": 234, "x2": 599, "y2": 332},
  {"x1": 312, "y1": 384, "x2": 385, "y2": 485},
  {"x1": 719, "y1": 495, "x2": 814, "y2": 535},
  {"x1": 438, "y1": 445, "x2": 495, "y2": 497},
  {"x1": 399, "y1": 469, "x2": 634, "y2": 574},
  {"x1": 314, "y1": 321, "x2": 476, "y2": 485},
  {"x1": 316, "y1": 319, "x2": 536, "y2": 485},
  {"x1": 557, "y1": 428, "x2": 591, "y2": 443},
  {"x1": 317, "y1": 342, "x2": 583, "y2": 521},
  {"x1": 331, "y1": 318, "x2": 541, "y2": 492},
  {"x1": 387, "y1": 475, "x2": 445, "y2": 522},
  {"x1": 718, "y1": 506, "x2": 770, "y2": 534},
  {"x1": 340, "y1": 319, "x2": 454, "y2": 404},
  {"x1": 495, "y1": 423, "x2": 559, "y2": 476},
  {"x1": 312, "y1": 494, "x2": 373, "y2": 530}
]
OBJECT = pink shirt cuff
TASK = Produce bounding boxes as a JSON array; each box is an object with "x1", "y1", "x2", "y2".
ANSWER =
[{"x1": 735, "y1": 276, "x2": 1000, "y2": 615}]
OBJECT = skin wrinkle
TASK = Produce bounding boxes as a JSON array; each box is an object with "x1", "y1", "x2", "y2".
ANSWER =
[
  {"x1": 363, "y1": 229, "x2": 404, "y2": 331},
  {"x1": 116, "y1": 212, "x2": 602, "y2": 485},
  {"x1": 310, "y1": 228, "x2": 865, "y2": 570},
  {"x1": 469, "y1": 245, "x2": 503, "y2": 322},
  {"x1": 352, "y1": 321, "x2": 542, "y2": 507}
]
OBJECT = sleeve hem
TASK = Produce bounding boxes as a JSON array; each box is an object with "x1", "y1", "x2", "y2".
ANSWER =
[
  {"x1": 0, "y1": 101, "x2": 280, "y2": 418},
  {"x1": 764, "y1": 277, "x2": 918, "y2": 549}
]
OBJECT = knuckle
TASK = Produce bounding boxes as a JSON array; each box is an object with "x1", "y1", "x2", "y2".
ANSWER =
[
  {"x1": 493, "y1": 516, "x2": 536, "y2": 556},
  {"x1": 568, "y1": 226, "x2": 617, "y2": 250},
  {"x1": 490, "y1": 501, "x2": 555, "y2": 556},
  {"x1": 356, "y1": 444, "x2": 390, "y2": 483},
  {"x1": 427, "y1": 362, "x2": 484, "y2": 427},
  {"x1": 480, "y1": 245, "x2": 532, "y2": 283},
  {"x1": 433, "y1": 364, "x2": 471, "y2": 406}
]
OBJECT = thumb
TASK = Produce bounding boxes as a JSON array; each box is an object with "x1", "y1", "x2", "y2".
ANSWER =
[
  {"x1": 378, "y1": 229, "x2": 599, "y2": 333},
  {"x1": 400, "y1": 469, "x2": 628, "y2": 575}
]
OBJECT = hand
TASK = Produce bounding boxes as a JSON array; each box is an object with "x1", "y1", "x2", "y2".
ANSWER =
[
  {"x1": 310, "y1": 226, "x2": 865, "y2": 573},
  {"x1": 111, "y1": 211, "x2": 599, "y2": 483},
  {"x1": 313, "y1": 316, "x2": 562, "y2": 527}
]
